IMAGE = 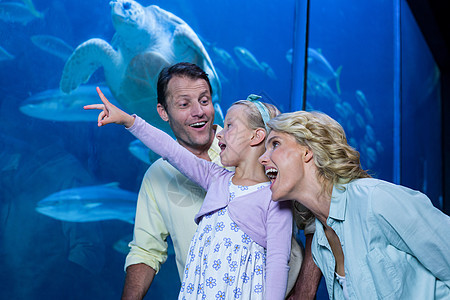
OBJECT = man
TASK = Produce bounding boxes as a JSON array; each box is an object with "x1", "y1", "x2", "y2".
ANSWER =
[{"x1": 121, "y1": 62, "x2": 321, "y2": 299}]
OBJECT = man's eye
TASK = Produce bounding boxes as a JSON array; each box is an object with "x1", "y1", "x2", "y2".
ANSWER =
[{"x1": 200, "y1": 98, "x2": 210, "y2": 105}]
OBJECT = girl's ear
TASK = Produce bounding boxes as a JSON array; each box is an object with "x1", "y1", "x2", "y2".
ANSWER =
[
  {"x1": 250, "y1": 128, "x2": 266, "y2": 146},
  {"x1": 157, "y1": 104, "x2": 169, "y2": 122}
]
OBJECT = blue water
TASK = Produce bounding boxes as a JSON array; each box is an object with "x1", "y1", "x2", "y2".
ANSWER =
[{"x1": 0, "y1": 0, "x2": 442, "y2": 299}]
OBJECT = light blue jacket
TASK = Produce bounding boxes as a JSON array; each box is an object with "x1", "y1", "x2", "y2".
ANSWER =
[{"x1": 312, "y1": 178, "x2": 450, "y2": 299}]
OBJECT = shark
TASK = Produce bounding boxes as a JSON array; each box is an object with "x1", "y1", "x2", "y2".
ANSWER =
[
  {"x1": 36, "y1": 182, "x2": 138, "y2": 224},
  {"x1": 20, "y1": 85, "x2": 118, "y2": 122}
]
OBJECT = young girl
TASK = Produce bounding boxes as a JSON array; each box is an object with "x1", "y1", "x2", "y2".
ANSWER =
[{"x1": 86, "y1": 88, "x2": 293, "y2": 300}]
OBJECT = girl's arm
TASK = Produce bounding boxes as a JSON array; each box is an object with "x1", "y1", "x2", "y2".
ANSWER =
[
  {"x1": 84, "y1": 87, "x2": 136, "y2": 128},
  {"x1": 265, "y1": 200, "x2": 293, "y2": 300},
  {"x1": 84, "y1": 87, "x2": 226, "y2": 190}
]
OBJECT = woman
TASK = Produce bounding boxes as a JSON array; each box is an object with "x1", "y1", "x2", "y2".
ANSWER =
[{"x1": 259, "y1": 110, "x2": 450, "y2": 299}]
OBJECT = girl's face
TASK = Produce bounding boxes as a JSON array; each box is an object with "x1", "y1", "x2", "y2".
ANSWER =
[
  {"x1": 259, "y1": 130, "x2": 309, "y2": 201},
  {"x1": 216, "y1": 105, "x2": 254, "y2": 167}
]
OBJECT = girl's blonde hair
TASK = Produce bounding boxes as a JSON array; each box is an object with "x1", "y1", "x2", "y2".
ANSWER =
[
  {"x1": 268, "y1": 110, "x2": 371, "y2": 188},
  {"x1": 230, "y1": 100, "x2": 280, "y2": 131}
]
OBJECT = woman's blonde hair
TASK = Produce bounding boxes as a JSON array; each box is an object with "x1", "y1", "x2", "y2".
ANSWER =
[
  {"x1": 230, "y1": 100, "x2": 280, "y2": 131},
  {"x1": 268, "y1": 111, "x2": 371, "y2": 187}
]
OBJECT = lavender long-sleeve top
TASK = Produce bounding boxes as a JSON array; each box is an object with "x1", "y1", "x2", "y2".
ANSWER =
[{"x1": 128, "y1": 116, "x2": 293, "y2": 299}]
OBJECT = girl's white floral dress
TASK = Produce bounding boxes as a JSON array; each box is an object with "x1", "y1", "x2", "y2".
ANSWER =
[{"x1": 179, "y1": 179, "x2": 270, "y2": 300}]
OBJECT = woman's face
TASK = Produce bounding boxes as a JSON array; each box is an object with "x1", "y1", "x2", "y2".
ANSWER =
[{"x1": 259, "y1": 130, "x2": 309, "y2": 201}]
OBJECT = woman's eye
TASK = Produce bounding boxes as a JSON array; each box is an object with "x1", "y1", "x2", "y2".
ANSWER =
[{"x1": 272, "y1": 141, "x2": 280, "y2": 148}]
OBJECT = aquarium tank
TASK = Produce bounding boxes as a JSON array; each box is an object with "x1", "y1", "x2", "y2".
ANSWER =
[{"x1": 0, "y1": 0, "x2": 444, "y2": 299}]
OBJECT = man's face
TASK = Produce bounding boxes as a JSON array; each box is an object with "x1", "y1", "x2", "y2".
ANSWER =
[{"x1": 158, "y1": 76, "x2": 216, "y2": 152}]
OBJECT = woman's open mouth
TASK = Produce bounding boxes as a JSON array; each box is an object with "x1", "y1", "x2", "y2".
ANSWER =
[{"x1": 265, "y1": 167, "x2": 278, "y2": 182}]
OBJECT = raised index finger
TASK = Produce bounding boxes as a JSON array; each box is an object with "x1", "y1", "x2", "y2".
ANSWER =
[{"x1": 96, "y1": 86, "x2": 111, "y2": 105}]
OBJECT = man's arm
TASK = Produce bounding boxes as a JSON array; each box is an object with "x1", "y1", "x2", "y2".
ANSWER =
[
  {"x1": 121, "y1": 264, "x2": 156, "y2": 300},
  {"x1": 287, "y1": 234, "x2": 322, "y2": 300}
]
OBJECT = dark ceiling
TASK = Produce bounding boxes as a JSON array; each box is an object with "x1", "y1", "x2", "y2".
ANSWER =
[{"x1": 406, "y1": 0, "x2": 450, "y2": 71}]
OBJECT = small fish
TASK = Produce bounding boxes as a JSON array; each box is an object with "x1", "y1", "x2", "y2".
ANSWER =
[
  {"x1": 335, "y1": 102, "x2": 348, "y2": 119},
  {"x1": 355, "y1": 90, "x2": 368, "y2": 107},
  {"x1": 260, "y1": 61, "x2": 277, "y2": 80},
  {"x1": 0, "y1": 45, "x2": 14, "y2": 61},
  {"x1": 342, "y1": 101, "x2": 354, "y2": 115},
  {"x1": 365, "y1": 146, "x2": 377, "y2": 168},
  {"x1": 364, "y1": 106, "x2": 374, "y2": 123},
  {"x1": 0, "y1": 2, "x2": 41, "y2": 25},
  {"x1": 113, "y1": 235, "x2": 132, "y2": 254},
  {"x1": 21, "y1": 0, "x2": 44, "y2": 18},
  {"x1": 233, "y1": 46, "x2": 264, "y2": 72},
  {"x1": 212, "y1": 46, "x2": 238, "y2": 70},
  {"x1": 286, "y1": 48, "x2": 293, "y2": 64},
  {"x1": 348, "y1": 137, "x2": 358, "y2": 149},
  {"x1": 215, "y1": 68, "x2": 229, "y2": 85},
  {"x1": 307, "y1": 48, "x2": 342, "y2": 94},
  {"x1": 128, "y1": 139, "x2": 160, "y2": 165},
  {"x1": 375, "y1": 141, "x2": 384, "y2": 153},
  {"x1": 355, "y1": 113, "x2": 365, "y2": 129},
  {"x1": 1, "y1": 153, "x2": 21, "y2": 171},
  {"x1": 36, "y1": 182, "x2": 138, "y2": 224},
  {"x1": 31, "y1": 35, "x2": 74, "y2": 61},
  {"x1": 20, "y1": 85, "x2": 118, "y2": 121},
  {"x1": 364, "y1": 124, "x2": 376, "y2": 145}
]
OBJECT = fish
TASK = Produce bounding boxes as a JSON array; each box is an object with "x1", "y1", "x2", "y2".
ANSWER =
[
  {"x1": 364, "y1": 146, "x2": 377, "y2": 168},
  {"x1": 215, "y1": 67, "x2": 229, "y2": 85},
  {"x1": 113, "y1": 235, "x2": 132, "y2": 254},
  {"x1": 0, "y1": 46, "x2": 14, "y2": 61},
  {"x1": 260, "y1": 61, "x2": 277, "y2": 80},
  {"x1": 307, "y1": 48, "x2": 342, "y2": 94},
  {"x1": 211, "y1": 45, "x2": 238, "y2": 70},
  {"x1": 21, "y1": 0, "x2": 44, "y2": 18},
  {"x1": 364, "y1": 124, "x2": 376, "y2": 144},
  {"x1": 335, "y1": 102, "x2": 348, "y2": 119},
  {"x1": 128, "y1": 139, "x2": 160, "y2": 165},
  {"x1": 355, "y1": 90, "x2": 368, "y2": 107},
  {"x1": 35, "y1": 182, "x2": 138, "y2": 224},
  {"x1": 355, "y1": 112, "x2": 365, "y2": 129},
  {"x1": 0, "y1": 133, "x2": 29, "y2": 172},
  {"x1": 233, "y1": 46, "x2": 263, "y2": 71},
  {"x1": 375, "y1": 141, "x2": 384, "y2": 153},
  {"x1": 0, "y1": 2, "x2": 41, "y2": 25},
  {"x1": 286, "y1": 48, "x2": 293, "y2": 64},
  {"x1": 19, "y1": 85, "x2": 118, "y2": 121},
  {"x1": 31, "y1": 35, "x2": 74, "y2": 61},
  {"x1": 0, "y1": 45, "x2": 14, "y2": 61},
  {"x1": 364, "y1": 106, "x2": 374, "y2": 123}
]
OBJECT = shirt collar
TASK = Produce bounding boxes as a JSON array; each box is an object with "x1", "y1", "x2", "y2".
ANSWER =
[
  {"x1": 208, "y1": 124, "x2": 223, "y2": 165},
  {"x1": 328, "y1": 184, "x2": 347, "y2": 221}
]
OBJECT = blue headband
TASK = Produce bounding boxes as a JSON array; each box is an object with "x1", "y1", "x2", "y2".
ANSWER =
[{"x1": 246, "y1": 94, "x2": 270, "y2": 131}]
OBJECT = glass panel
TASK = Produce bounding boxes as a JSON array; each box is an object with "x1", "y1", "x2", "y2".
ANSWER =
[
  {"x1": 302, "y1": 0, "x2": 396, "y2": 181},
  {"x1": 0, "y1": 0, "x2": 295, "y2": 298},
  {"x1": 401, "y1": 0, "x2": 443, "y2": 208}
]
